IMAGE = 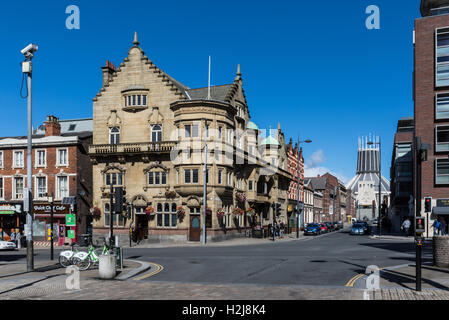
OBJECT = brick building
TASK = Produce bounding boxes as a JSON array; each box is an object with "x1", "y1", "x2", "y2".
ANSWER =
[
  {"x1": 0, "y1": 116, "x2": 92, "y2": 244},
  {"x1": 286, "y1": 139, "x2": 304, "y2": 229},
  {"x1": 414, "y1": 0, "x2": 449, "y2": 236},
  {"x1": 306, "y1": 173, "x2": 343, "y2": 223}
]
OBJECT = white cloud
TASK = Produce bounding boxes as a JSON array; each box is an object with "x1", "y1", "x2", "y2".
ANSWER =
[
  {"x1": 304, "y1": 166, "x2": 350, "y2": 184},
  {"x1": 304, "y1": 149, "x2": 350, "y2": 184},
  {"x1": 306, "y1": 149, "x2": 327, "y2": 168}
]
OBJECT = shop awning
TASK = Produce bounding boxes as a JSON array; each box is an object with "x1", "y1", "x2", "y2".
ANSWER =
[{"x1": 432, "y1": 207, "x2": 449, "y2": 215}]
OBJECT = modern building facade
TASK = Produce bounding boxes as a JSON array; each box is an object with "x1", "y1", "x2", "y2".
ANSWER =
[
  {"x1": 0, "y1": 116, "x2": 93, "y2": 244},
  {"x1": 346, "y1": 135, "x2": 390, "y2": 221},
  {"x1": 389, "y1": 117, "x2": 414, "y2": 233},
  {"x1": 89, "y1": 33, "x2": 293, "y2": 244},
  {"x1": 414, "y1": 0, "x2": 449, "y2": 236}
]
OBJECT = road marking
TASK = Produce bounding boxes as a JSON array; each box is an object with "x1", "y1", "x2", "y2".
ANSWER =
[
  {"x1": 345, "y1": 273, "x2": 365, "y2": 287},
  {"x1": 134, "y1": 262, "x2": 164, "y2": 281}
]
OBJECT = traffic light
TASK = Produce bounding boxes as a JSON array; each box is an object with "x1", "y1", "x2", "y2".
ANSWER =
[
  {"x1": 424, "y1": 197, "x2": 432, "y2": 213},
  {"x1": 115, "y1": 187, "x2": 126, "y2": 214},
  {"x1": 126, "y1": 203, "x2": 132, "y2": 219},
  {"x1": 416, "y1": 217, "x2": 425, "y2": 235},
  {"x1": 275, "y1": 203, "x2": 281, "y2": 216}
]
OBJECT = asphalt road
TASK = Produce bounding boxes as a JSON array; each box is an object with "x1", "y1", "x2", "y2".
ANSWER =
[{"x1": 0, "y1": 231, "x2": 432, "y2": 287}]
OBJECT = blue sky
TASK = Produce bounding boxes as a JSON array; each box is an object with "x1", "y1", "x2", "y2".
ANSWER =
[{"x1": 0, "y1": 0, "x2": 420, "y2": 183}]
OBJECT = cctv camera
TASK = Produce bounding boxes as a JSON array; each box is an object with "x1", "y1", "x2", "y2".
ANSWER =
[{"x1": 21, "y1": 43, "x2": 38, "y2": 59}]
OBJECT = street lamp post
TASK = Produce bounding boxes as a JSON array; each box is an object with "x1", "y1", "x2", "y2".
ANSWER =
[
  {"x1": 296, "y1": 138, "x2": 312, "y2": 238},
  {"x1": 368, "y1": 138, "x2": 382, "y2": 237},
  {"x1": 202, "y1": 118, "x2": 208, "y2": 246},
  {"x1": 21, "y1": 43, "x2": 38, "y2": 272}
]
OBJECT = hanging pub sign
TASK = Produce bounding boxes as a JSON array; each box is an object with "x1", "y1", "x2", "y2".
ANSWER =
[
  {"x1": 32, "y1": 204, "x2": 70, "y2": 214},
  {"x1": 0, "y1": 204, "x2": 22, "y2": 215}
]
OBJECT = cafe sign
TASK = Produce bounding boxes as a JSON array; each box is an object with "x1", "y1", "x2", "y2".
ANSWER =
[
  {"x1": 0, "y1": 204, "x2": 22, "y2": 215},
  {"x1": 33, "y1": 204, "x2": 70, "y2": 214}
]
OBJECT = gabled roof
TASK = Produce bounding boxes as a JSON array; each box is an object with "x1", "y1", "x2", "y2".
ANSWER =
[
  {"x1": 306, "y1": 177, "x2": 327, "y2": 191},
  {"x1": 34, "y1": 118, "x2": 93, "y2": 135}
]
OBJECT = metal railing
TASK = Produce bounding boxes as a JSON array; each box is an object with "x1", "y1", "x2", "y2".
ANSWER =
[{"x1": 89, "y1": 141, "x2": 177, "y2": 154}]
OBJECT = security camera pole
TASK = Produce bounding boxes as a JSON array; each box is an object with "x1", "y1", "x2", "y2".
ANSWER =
[{"x1": 21, "y1": 44, "x2": 38, "y2": 272}]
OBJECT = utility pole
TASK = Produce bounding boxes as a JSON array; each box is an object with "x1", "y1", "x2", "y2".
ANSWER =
[
  {"x1": 297, "y1": 137, "x2": 300, "y2": 238},
  {"x1": 50, "y1": 192, "x2": 54, "y2": 261},
  {"x1": 110, "y1": 184, "x2": 114, "y2": 248},
  {"x1": 202, "y1": 118, "x2": 207, "y2": 246},
  {"x1": 378, "y1": 137, "x2": 382, "y2": 237},
  {"x1": 21, "y1": 43, "x2": 38, "y2": 272}
]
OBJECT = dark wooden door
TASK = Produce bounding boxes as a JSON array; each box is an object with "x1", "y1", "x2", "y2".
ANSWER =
[{"x1": 189, "y1": 216, "x2": 201, "y2": 242}]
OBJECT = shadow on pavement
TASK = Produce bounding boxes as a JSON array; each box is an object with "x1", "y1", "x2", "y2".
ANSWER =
[
  {"x1": 0, "y1": 263, "x2": 61, "y2": 280},
  {"x1": 0, "y1": 254, "x2": 27, "y2": 263},
  {"x1": 381, "y1": 268, "x2": 449, "y2": 291},
  {"x1": 0, "y1": 274, "x2": 62, "y2": 296}
]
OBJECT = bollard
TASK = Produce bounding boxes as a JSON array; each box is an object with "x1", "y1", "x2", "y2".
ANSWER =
[{"x1": 98, "y1": 254, "x2": 117, "y2": 279}]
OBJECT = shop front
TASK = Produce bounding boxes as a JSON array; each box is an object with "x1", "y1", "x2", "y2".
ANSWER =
[
  {"x1": 33, "y1": 203, "x2": 74, "y2": 245},
  {"x1": 0, "y1": 202, "x2": 25, "y2": 239}
]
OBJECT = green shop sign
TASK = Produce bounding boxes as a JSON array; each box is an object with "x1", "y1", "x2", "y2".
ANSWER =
[
  {"x1": 66, "y1": 214, "x2": 76, "y2": 227},
  {"x1": 0, "y1": 204, "x2": 22, "y2": 215}
]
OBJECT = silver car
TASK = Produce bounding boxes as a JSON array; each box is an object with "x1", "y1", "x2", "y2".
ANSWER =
[{"x1": 0, "y1": 241, "x2": 16, "y2": 250}]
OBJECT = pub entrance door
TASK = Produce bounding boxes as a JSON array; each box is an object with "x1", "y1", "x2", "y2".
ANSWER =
[{"x1": 189, "y1": 215, "x2": 201, "y2": 242}]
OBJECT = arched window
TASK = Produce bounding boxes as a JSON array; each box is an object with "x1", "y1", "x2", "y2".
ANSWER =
[
  {"x1": 109, "y1": 127, "x2": 120, "y2": 145},
  {"x1": 151, "y1": 125, "x2": 162, "y2": 142}
]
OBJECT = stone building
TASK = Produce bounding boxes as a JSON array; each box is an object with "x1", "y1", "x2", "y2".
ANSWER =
[{"x1": 89, "y1": 33, "x2": 292, "y2": 243}]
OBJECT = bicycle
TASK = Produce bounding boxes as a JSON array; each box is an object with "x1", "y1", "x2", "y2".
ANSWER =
[
  {"x1": 72, "y1": 240, "x2": 110, "y2": 271},
  {"x1": 59, "y1": 243, "x2": 80, "y2": 268}
]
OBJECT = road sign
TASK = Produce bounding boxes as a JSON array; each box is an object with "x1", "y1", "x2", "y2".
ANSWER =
[{"x1": 66, "y1": 214, "x2": 76, "y2": 227}]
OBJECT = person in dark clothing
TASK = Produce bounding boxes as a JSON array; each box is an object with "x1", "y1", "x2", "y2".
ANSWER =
[{"x1": 440, "y1": 218, "x2": 447, "y2": 236}]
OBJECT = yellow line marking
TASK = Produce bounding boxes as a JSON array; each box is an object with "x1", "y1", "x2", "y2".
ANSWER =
[
  {"x1": 345, "y1": 266, "x2": 389, "y2": 287},
  {"x1": 134, "y1": 262, "x2": 164, "y2": 281}
]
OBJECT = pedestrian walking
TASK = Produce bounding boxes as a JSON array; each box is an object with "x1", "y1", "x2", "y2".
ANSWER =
[
  {"x1": 10, "y1": 229, "x2": 17, "y2": 247},
  {"x1": 440, "y1": 218, "x2": 447, "y2": 236},
  {"x1": 280, "y1": 221, "x2": 285, "y2": 239},
  {"x1": 433, "y1": 219, "x2": 441, "y2": 236},
  {"x1": 401, "y1": 218, "x2": 411, "y2": 237},
  {"x1": 16, "y1": 229, "x2": 22, "y2": 249}
]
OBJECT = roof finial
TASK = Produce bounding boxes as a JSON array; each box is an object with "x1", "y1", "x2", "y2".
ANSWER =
[
  {"x1": 133, "y1": 31, "x2": 140, "y2": 46},
  {"x1": 235, "y1": 64, "x2": 241, "y2": 81}
]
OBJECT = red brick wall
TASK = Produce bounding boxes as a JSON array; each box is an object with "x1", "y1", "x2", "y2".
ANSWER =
[{"x1": 415, "y1": 14, "x2": 449, "y2": 200}]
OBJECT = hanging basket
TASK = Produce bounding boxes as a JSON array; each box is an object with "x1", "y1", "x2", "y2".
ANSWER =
[
  {"x1": 177, "y1": 206, "x2": 185, "y2": 220},
  {"x1": 145, "y1": 206, "x2": 155, "y2": 215},
  {"x1": 237, "y1": 193, "x2": 247, "y2": 203},
  {"x1": 246, "y1": 208, "x2": 255, "y2": 217},
  {"x1": 232, "y1": 208, "x2": 244, "y2": 216},
  {"x1": 92, "y1": 207, "x2": 101, "y2": 217},
  {"x1": 216, "y1": 208, "x2": 225, "y2": 219}
]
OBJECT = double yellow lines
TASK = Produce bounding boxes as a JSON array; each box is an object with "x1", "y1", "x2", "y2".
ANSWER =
[
  {"x1": 134, "y1": 262, "x2": 164, "y2": 281},
  {"x1": 345, "y1": 273, "x2": 365, "y2": 287}
]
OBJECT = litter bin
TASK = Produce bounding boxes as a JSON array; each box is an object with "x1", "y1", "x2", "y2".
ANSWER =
[{"x1": 99, "y1": 254, "x2": 117, "y2": 279}]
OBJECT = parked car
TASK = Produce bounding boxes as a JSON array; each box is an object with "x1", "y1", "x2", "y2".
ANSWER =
[
  {"x1": 350, "y1": 223, "x2": 368, "y2": 235},
  {"x1": 0, "y1": 241, "x2": 16, "y2": 251},
  {"x1": 320, "y1": 223, "x2": 328, "y2": 233},
  {"x1": 337, "y1": 221, "x2": 344, "y2": 230},
  {"x1": 324, "y1": 222, "x2": 334, "y2": 232},
  {"x1": 304, "y1": 223, "x2": 322, "y2": 236}
]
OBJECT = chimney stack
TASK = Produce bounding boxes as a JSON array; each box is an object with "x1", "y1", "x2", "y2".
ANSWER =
[
  {"x1": 44, "y1": 115, "x2": 61, "y2": 137},
  {"x1": 102, "y1": 60, "x2": 116, "y2": 87}
]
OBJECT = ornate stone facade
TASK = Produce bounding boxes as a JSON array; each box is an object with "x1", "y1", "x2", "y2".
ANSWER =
[{"x1": 89, "y1": 33, "x2": 292, "y2": 243}]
